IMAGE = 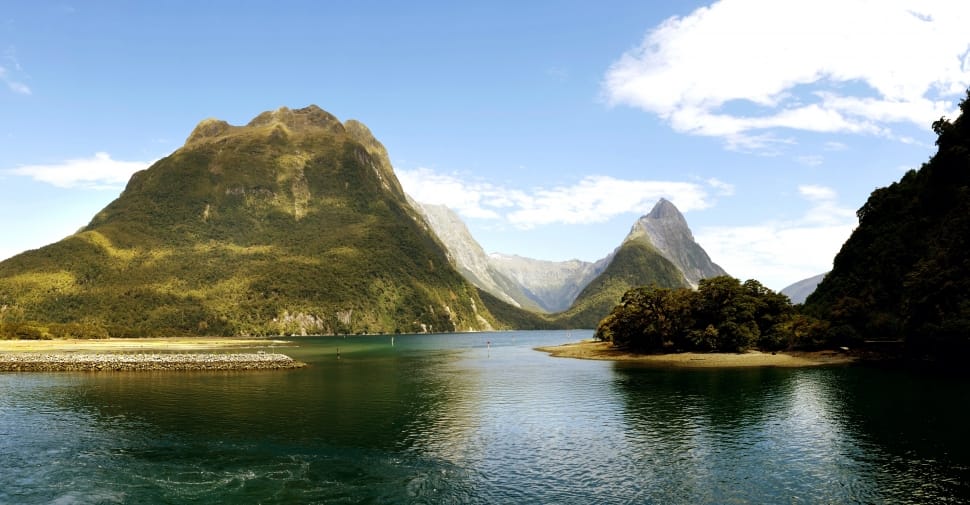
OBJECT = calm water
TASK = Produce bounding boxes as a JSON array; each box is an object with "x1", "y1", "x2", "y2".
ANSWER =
[{"x1": 1, "y1": 330, "x2": 968, "y2": 504}]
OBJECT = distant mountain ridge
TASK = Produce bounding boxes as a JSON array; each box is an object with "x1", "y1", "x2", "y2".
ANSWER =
[
  {"x1": 416, "y1": 198, "x2": 727, "y2": 326},
  {"x1": 781, "y1": 273, "x2": 826, "y2": 304},
  {"x1": 487, "y1": 253, "x2": 610, "y2": 312}
]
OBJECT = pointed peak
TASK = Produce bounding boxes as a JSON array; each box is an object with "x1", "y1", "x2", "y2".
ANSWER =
[{"x1": 647, "y1": 198, "x2": 683, "y2": 220}]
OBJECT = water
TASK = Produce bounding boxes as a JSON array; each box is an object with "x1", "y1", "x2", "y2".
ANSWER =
[{"x1": 1, "y1": 330, "x2": 968, "y2": 504}]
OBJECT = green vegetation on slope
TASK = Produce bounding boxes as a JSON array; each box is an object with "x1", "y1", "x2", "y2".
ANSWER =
[
  {"x1": 595, "y1": 276, "x2": 827, "y2": 353},
  {"x1": 805, "y1": 91, "x2": 970, "y2": 357},
  {"x1": 557, "y1": 239, "x2": 688, "y2": 328},
  {"x1": 0, "y1": 106, "x2": 504, "y2": 338}
]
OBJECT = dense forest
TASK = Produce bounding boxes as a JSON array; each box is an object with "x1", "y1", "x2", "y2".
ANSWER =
[
  {"x1": 595, "y1": 276, "x2": 828, "y2": 353},
  {"x1": 804, "y1": 91, "x2": 970, "y2": 358}
]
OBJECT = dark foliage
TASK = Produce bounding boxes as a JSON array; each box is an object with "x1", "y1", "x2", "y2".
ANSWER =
[
  {"x1": 805, "y1": 90, "x2": 970, "y2": 357},
  {"x1": 594, "y1": 276, "x2": 827, "y2": 353}
]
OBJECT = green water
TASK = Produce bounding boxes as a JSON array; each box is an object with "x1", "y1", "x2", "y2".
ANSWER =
[{"x1": 1, "y1": 330, "x2": 968, "y2": 504}]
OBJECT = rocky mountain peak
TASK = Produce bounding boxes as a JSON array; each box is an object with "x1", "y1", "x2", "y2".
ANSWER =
[
  {"x1": 185, "y1": 105, "x2": 355, "y2": 146},
  {"x1": 646, "y1": 198, "x2": 686, "y2": 222},
  {"x1": 633, "y1": 198, "x2": 692, "y2": 241},
  {"x1": 626, "y1": 198, "x2": 726, "y2": 287},
  {"x1": 246, "y1": 105, "x2": 345, "y2": 134}
]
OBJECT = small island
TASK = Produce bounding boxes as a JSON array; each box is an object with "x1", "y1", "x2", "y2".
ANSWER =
[{"x1": 541, "y1": 276, "x2": 858, "y2": 368}]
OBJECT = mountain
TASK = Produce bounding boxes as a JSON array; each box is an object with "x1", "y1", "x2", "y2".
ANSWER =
[
  {"x1": 412, "y1": 201, "x2": 607, "y2": 313},
  {"x1": 626, "y1": 198, "x2": 728, "y2": 287},
  {"x1": 0, "y1": 105, "x2": 517, "y2": 338},
  {"x1": 780, "y1": 273, "x2": 826, "y2": 304},
  {"x1": 805, "y1": 90, "x2": 970, "y2": 356},
  {"x1": 416, "y1": 198, "x2": 722, "y2": 320},
  {"x1": 415, "y1": 197, "x2": 725, "y2": 327},
  {"x1": 487, "y1": 254, "x2": 610, "y2": 313},
  {"x1": 559, "y1": 199, "x2": 724, "y2": 327},
  {"x1": 411, "y1": 201, "x2": 542, "y2": 312}
]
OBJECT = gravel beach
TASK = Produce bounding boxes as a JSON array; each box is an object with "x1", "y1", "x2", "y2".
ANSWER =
[{"x1": 0, "y1": 352, "x2": 306, "y2": 372}]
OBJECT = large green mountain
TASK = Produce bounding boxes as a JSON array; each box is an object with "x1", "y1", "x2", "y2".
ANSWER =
[
  {"x1": 0, "y1": 106, "x2": 520, "y2": 338},
  {"x1": 805, "y1": 91, "x2": 970, "y2": 356},
  {"x1": 557, "y1": 203, "x2": 699, "y2": 328}
]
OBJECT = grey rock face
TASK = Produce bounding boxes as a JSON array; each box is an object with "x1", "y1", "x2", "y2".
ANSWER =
[
  {"x1": 411, "y1": 201, "x2": 541, "y2": 310},
  {"x1": 488, "y1": 253, "x2": 611, "y2": 313},
  {"x1": 625, "y1": 198, "x2": 727, "y2": 287}
]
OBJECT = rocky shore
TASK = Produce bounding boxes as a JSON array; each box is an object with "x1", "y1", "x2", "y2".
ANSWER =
[{"x1": 0, "y1": 352, "x2": 307, "y2": 372}]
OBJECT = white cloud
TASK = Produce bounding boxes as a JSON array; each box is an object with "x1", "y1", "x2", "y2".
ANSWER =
[
  {"x1": 397, "y1": 167, "x2": 507, "y2": 220},
  {"x1": 697, "y1": 185, "x2": 857, "y2": 291},
  {"x1": 0, "y1": 65, "x2": 30, "y2": 95},
  {"x1": 506, "y1": 176, "x2": 710, "y2": 228},
  {"x1": 398, "y1": 167, "x2": 719, "y2": 229},
  {"x1": 603, "y1": 0, "x2": 970, "y2": 150},
  {"x1": 705, "y1": 177, "x2": 735, "y2": 196},
  {"x1": 798, "y1": 184, "x2": 836, "y2": 202},
  {"x1": 6, "y1": 152, "x2": 152, "y2": 190}
]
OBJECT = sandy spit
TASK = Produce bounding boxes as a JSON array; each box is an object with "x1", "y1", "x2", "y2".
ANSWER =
[{"x1": 536, "y1": 340, "x2": 855, "y2": 368}]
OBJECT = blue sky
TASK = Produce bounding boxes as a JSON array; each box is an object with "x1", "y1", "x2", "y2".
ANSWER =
[{"x1": 2, "y1": 1, "x2": 969, "y2": 291}]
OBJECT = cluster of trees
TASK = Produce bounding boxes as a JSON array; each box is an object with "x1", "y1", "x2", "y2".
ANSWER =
[{"x1": 595, "y1": 276, "x2": 830, "y2": 353}]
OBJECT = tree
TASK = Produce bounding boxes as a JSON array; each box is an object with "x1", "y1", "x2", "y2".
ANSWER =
[{"x1": 597, "y1": 276, "x2": 803, "y2": 353}]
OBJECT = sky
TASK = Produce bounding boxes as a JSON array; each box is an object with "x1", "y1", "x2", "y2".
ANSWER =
[{"x1": 2, "y1": 1, "x2": 970, "y2": 291}]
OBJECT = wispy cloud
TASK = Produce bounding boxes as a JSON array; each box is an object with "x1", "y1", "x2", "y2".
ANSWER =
[
  {"x1": 0, "y1": 65, "x2": 30, "y2": 95},
  {"x1": 1, "y1": 46, "x2": 30, "y2": 95},
  {"x1": 696, "y1": 184, "x2": 857, "y2": 290},
  {"x1": 398, "y1": 167, "x2": 725, "y2": 229},
  {"x1": 603, "y1": 0, "x2": 970, "y2": 152},
  {"x1": 704, "y1": 177, "x2": 735, "y2": 196},
  {"x1": 6, "y1": 152, "x2": 152, "y2": 190}
]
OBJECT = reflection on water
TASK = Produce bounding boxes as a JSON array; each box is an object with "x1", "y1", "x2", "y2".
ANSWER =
[{"x1": 1, "y1": 330, "x2": 968, "y2": 504}]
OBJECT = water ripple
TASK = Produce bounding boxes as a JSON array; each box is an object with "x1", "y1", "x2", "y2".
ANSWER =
[{"x1": 2, "y1": 332, "x2": 969, "y2": 504}]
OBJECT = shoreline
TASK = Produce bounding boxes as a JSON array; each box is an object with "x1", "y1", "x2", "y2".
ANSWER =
[
  {"x1": 0, "y1": 337, "x2": 306, "y2": 372},
  {"x1": 536, "y1": 340, "x2": 855, "y2": 368},
  {"x1": 0, "y1": 352, "x2": 306, "y2": 372},
  {"x1": 0, "y1": 337, "x2": 293, "y2": 353}
]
